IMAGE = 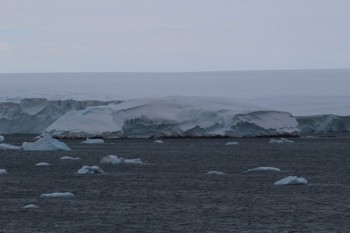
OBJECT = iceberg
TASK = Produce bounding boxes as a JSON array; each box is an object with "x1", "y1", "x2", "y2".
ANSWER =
[
  {"x1": 225, "y1": 141, "x2": 239, "y2": 146},
  {"x1": 100, "y1": 155, "x2": 143, "y2": 164},
  {"x1": 154, "y1": 140, "x2": 164, "y2": 144},
  {"x1": 297, "y1": 115, "x2": 350, "y2": 134},
  {"x1": 77, "y1": 165, "x2": 104, "y2": 174},
  {"x1": 60, "y1": 156, "x2": 81, "y2": 160},
  {"x1": 246, "y1": 167, "x2": 280, "y2": 172},
  {"x1": 0, "y1": 169, "x2": 8, "y2": 174},
  {"x1": 207, "y1": 171, "x2": 225, "y2": 175},
  {"x1": 40, "y1": 192, "x2": 75, "y2": 198},
  {"x1": 0, "y1": 135, "x2": 4, "y2": 142},
  {"x1": 0, "y1": 143, "x2": 21, "y2": 150},
  {"x1": 23, "y1": 204, "x2": 39, "y2": 209},
  {"x1": 269, "y1": 138, "x2": 294, "y2": 144},
  {"x1": 82, "y1": 138, "x2": 105, "y2": 144},
  {"x1": 22, "y1": 135, "x2": 71, "y2": 151},
  {"x1": 45, "y1": 96, "x2": 299, "y2": 138},
  {"x1": 35, "y1": 162, "x2": 49, "y2": 166},
  {"x1": 0, "y1": 98, "x2": 112, "y2": 134},
  {"x1": 274, "y1": 176, "x2": 308, "y2": 185}
]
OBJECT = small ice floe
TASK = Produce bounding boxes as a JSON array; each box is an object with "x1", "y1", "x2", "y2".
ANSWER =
[
  {"x1": 154, "y1": 140, "x2": 164, "y2": 144},
  {"x1": 246, "y1": 167, "x2": 281, "y2": 172},
  {"x1": 274, "y1": 176, "x2": 308, "y2": 185},
  {"x1": 23, "y1": 204, "x2": 39, "y2": 209},
  {"x1": 36, "y1": 162, "x2": 49, "y2": 166},
  {"x1": 225, "y1": 141, "x2": 239, "y2": 146},
  {"x1": 0, "y1": 169, "x2": 8, "y2": 175},
  {"x1": 34, "y1": 135, "x2": 42, "y2": 140},
  {"x1": 0, "y1": 135, "x2": 4, "y2": 142},
  {"x1": 0, "y1": 143, "x2": 22, "y2": 150},
  {"x1": 100, "y1": 155, "x2": 143, "y2": 164},
  {"x1": 77, "y1": 165, "x2": 104, "y2": 174},
  {"x1": 207, "y1": 171, "x2": 225, "y2": 175},
  {"x1": 269, "y1": 138, "x2": 294, "y2": 144},
  {"x1": 60, "y1": 156, "x2": 81, "y2": 160},
  {"x1": 22, "y1": 135, "x2": 71, "y2": 151},
  {"x1": 40, "y1": 192, "x2": 75, "y2": 198},
  {"x1": 82, "y1": 138, "x2": 105, "y2": 144}
]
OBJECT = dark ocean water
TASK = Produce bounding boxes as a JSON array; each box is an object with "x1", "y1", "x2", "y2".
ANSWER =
[{"x1": 1, "y1": 135, "x2": 350, "y2": 233}]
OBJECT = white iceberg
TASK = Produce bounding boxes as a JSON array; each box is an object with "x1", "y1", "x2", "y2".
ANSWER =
[
  {"x1": 36, "y1": 162, "x2": 49, "y2": 166},
  {"x1": 22, "y1": 135, "x2": 71, "y2": 151},
  {"x1": 274, "y1": 176, "x2": 308, "y2": 185},
  {"x1": 269, "y1": 138, "x2": 294, "y2": 144},
  {"x1": 0, "y1": 135, "x2": 4, "y2": 142},
  {"x1": 225, "y1": 141, "x2": 239, "y2": 145},
  {"x1": 45, "y1": 96, "x2": 299, "y2": 138},
  {"x1": 82, "y1": 138, "x2": 105, "y2": 144},
  {"x1": 0, "y1": 169, "x2": 8, "y2": 175},
  {"x1": 100, "y1": 155, "x2": 143, "y2": 164},
  {"x1": 207, "y1": 171, "x2": 225, "y2": 175},
  {"x1": 77, "y1": 165, "x2": 104, "y2": 174},
  {"x1": 246, "y1": 167, "x2": 281, "y2": 172},
  {"x1": 154, "y1": 140, "x2": 164, "y2": 144},
  {"x1": 0, "y1": 143, "x2": 21, "y2": 150},
  {"x1": 23, "y1": 204, "x2": 39, "y2": 209},
  {"x1": 60, "y1": 156, "x2": 81, "y2": 160},
  {"x1": 40, "y1": 192, "x2": 75, "y2": 198}
]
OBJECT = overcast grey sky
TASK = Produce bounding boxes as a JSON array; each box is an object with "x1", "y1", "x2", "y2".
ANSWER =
[{"x1": 1, "y1": 0, "x2": 349, "y2": 72}]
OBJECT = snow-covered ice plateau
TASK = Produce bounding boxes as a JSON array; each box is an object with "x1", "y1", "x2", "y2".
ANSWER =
[
  {"x1": 40, "y1": 192, "x2": 75, "y2": 198},
  {"x1": 22, "y1": 135, "x2": 71, "y2": 151},
  {"x1": 45, "y1": 96, "x2": 299, "y2": 138},
  {"x1": 274, "y1": 176, "x2": 308, "y2": 185},
  {"x1": 100, "y1": 155, "x2": 143, "y2": 164},
  {"x1": 246, "y1": 167, "x2": 281, "y2": 172},
  {"x1": 77, "y1": 166, "x2": 104, "y2": 174}
]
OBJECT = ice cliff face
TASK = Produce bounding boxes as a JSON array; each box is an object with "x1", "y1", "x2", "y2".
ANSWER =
[
  {"x1": 45, "y1": 97, "x2": 299, "y2": 138},
  {"x1": 297, "y1": 115, "x2": 350, "y2": 134},
  {"x1": 0, "y1": 98, "x2": 113, "y2": 134}
]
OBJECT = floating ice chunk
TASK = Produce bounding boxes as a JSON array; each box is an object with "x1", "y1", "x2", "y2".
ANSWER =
[
  {"x1": 36, "y1": 162, "x2": 49, "y2": 166},
  {"x1": 82, "y1": 138, "x2": 105, "y2": 144},
  {"x1": 0, "y1": 135, "x2": 4, "y2": 142},
  {"x1": 22, "y1": 135, "x2": 71, "y2": 151},
  {"x1": 34, "y1": 135, "x2": 42, "y2": 140},
  {"x1": 154, "y1": 140, "x2": 164, "y2": 144},
  {"x1": 23, "y1": 204, "x2": 39, "y2": 209},
  {"x1": 0, "y1": 143, "x2": 22, "y2": 150},
  {"x1": 274, "y1": 176, "x2": 308, "y2": 185},
  {"x1": 225, "y1": 142, "x2": 239, "y2": 146},
  {"x1": 207, "y1": 171, "x2": 225, "y2": 175},
  {"x1": 100, "y1": 155, "x2": 143, "y2": 164},
  {"x1": 0, "y1": 169, "x2": 8, "y2": 174},
  {"x1": 269, "y1": 138, "x2": 294, "y2": 144},
  {"x1": 40, "y1": 192, "x2": 75, "y2": 198},
  {"x1": 77, "y1": 165, "x2": 104, "y2": 174},
  {"x1": 246, "y1": 167, "x2": 281, "y2": 172},
  {"x1": 60, "y1": 156, "x2": 81, "y2": 160}
]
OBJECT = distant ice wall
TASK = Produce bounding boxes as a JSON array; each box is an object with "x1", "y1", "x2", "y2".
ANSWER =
[{"x1": 0, "y1": 98, "x2": 115, "y2": 134}]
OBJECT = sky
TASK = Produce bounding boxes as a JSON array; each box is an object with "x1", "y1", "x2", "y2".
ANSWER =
[{"x1": 0, "y1": 0, "x2": 350, "y2": 72}]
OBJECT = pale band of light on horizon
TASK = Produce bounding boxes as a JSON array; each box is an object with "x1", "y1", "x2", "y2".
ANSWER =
[{"x1": 0, "y1": 0, "x2": 350, "y2": 73}]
